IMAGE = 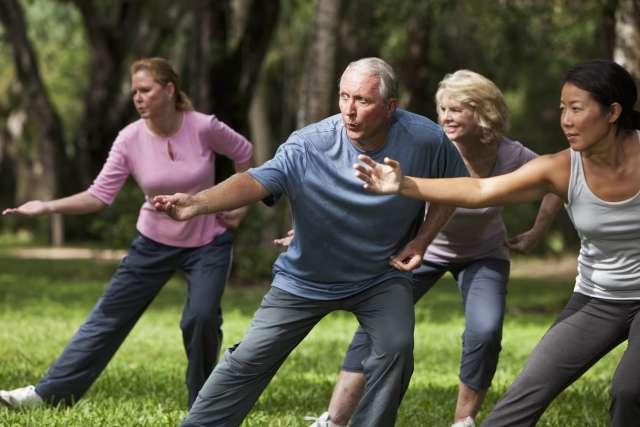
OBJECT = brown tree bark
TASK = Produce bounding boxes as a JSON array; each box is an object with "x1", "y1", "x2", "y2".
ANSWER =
[
  {"x1": 397, "y1": 9, "x2": 434, "y2": 118},
  {"x1": 614, "y1": 0, "x2": 640, "y2": 82},
  {"x1": 176, "y1": 0, "x2": 280, "y2": 181},
  {"x1": 0, "y1": 0, "x2": 68, "y2": 245},
  {"x1": 297, "y1": 0, "x2": 342, "y2": 127}
]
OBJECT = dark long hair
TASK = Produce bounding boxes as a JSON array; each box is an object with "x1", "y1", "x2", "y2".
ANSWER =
[{"x1": 563, "y1": 59, "x2": 639, "y2": 134}]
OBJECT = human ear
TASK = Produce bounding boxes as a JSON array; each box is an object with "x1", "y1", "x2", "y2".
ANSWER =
[
  {"x1": 386, "y1": 98, "x2": 398, "y2": 117},
  {"x1": 165, "y1": 82, "x2": 176, "y2": 99},
  {"x1": 608, "y1": 102, "x2": 622, "y2": 124}
]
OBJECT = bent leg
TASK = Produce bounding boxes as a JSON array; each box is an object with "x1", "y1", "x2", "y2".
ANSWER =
[
  {"x1": 182, "y1": 287, "x2": 329, "y2": 427},
  {"x1": 454, "y1": 259, "x2": 509, "y2": 420},
  {"x1": 36, "y1": 236, "x2": 175, "y2": 405},
  {"x1": 181, "y1": 231, "x2": 233, "y2": 406},
  {"x1": 349, "y1": 279, "x2": 415, "y2": 427},
  {"x1": 332, "y1": 263, "x2": 443, "y2": 424},
  {"x1": 609, "y1": 302, "x2": 640, "y2": 425},
  {"x1": 482, "y1": 293, "x2": 626, "y2": 427}
]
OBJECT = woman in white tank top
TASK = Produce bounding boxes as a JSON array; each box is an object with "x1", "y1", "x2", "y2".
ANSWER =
[{"x1": 353, "y1": 59, "x2": 640, "y2": 426}]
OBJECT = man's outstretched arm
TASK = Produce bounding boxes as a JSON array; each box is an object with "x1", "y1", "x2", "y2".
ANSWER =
[{"x1": 153, "y1": 172, "x2": 270, "y2": 221}]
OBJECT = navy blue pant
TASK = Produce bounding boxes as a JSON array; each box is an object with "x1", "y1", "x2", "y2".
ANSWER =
[
  {"x1": 343, "y1": 258, "x2": 509, "y2": 390},
  {"x1": 35, "y1": 232, "x2": 233, "y2": 407}
]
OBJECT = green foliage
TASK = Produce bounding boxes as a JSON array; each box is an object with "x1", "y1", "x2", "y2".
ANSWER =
[
  {"x1": 0, "y1": 255, "x2": 622, "y2": 425},
  {"x1": 230, "y1": 204, "x2": 285, "y2": 284},
  {"x1": 63, "y1": 181, "x2": 145, "y2": 248}
]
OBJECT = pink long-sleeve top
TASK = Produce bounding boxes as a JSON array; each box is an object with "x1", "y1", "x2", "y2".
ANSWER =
[{"x1": 88, "y1": 110, "x2": 253, "y2": 248}]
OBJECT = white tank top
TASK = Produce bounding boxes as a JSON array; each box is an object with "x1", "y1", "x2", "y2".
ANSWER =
[{"x1": 566, "y1": 135, "x2": 640, "y2": 300}]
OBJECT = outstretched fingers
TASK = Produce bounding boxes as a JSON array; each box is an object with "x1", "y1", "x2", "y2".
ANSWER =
[
  {"x1": 353, "y1": 164, "x2": 374, "y2": 186},
  {"x1": 383, "y1": 157, "x2": 400, "y2": 169}
]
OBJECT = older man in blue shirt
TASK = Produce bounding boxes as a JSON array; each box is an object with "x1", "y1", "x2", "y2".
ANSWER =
[{"x1": 154, "y1": 57, "x2": 468, "y2": 427}]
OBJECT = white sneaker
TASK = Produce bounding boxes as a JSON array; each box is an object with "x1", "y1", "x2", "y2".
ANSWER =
[
  {"x1": 304, "y1": 411, "x2": 345, "y2": 427},
  {"x1": 451, "y1": 416, "x2": 476, "y2": 427},
  {"x1": 0, "y1": 385, "x2": 44, "y2": 409}
]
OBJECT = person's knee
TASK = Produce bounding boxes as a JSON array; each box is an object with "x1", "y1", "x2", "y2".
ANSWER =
[
  {"x1": 182, "y1": 306, "x2": 222, "y2": 332},
  {"x1": 465, "y1": 324, "x2": 502, "y2": 352},
  {"x1": 375, "y1": 331, "x2": 413, "y2": 360}
]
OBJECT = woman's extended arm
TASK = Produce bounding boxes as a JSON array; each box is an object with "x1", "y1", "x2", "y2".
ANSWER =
[
  {"x1": 353, "y1": 151, "x2": 569, "y2": 208},
  {"x1": 2, "y1": 191, "x2": 107, "y2": 217}
]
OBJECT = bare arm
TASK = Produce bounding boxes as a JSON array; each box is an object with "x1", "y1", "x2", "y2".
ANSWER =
[
  {"x1": 390, "y1": 203, "x2": 455, "y2": 271},
  {"x1": 354, "y1": 152, "x2": 570, "y2": 207},
  {"x1": 506, "y1": 192, "x2": 563, "y2": 253},
  {"x1": 153, "y1": 171, "x2": 270, "y2": 221},
  {"x1": 216, "y1": 159, "x2": 254, "y2": 229},
  {"x1": 2, "y1": 191, "x2": 107, "y2": 217}
]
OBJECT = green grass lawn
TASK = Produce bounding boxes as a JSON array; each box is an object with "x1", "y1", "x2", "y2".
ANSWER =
[{"x1": 0, "y1": 256, "x2": 622, "y2": 426}]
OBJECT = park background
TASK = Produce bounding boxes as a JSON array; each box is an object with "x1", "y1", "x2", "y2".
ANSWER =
[{"x1": 0, "y1": 0, "x2": 639, "y2": 426}]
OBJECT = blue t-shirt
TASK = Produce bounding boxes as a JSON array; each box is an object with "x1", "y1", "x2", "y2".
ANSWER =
[{"x1": 248, "y1": 109, "x2": 468, "y2": 300}]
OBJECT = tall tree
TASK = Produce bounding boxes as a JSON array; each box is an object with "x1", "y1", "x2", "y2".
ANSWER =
[
  {"x1": 297, "y1": 0, "x2": 342, "y2": 127},
  {"x1": 177, "y1": 0, "x2": 280, "y2": 181},
  {"x1": 0, "y1": 0, "x2": 68, "y2": 244},
  {"x1": 613, "y1": 0, "x2": 640, "y2": 81}
]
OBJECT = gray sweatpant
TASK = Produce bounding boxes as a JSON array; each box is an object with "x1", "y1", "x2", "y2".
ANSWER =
[
  {"x1": 482, "y1": 292, "x2": 640, "y2": 426},
  {"x1": 182, "y1": 279, "x2": 415, "y2": 427}
]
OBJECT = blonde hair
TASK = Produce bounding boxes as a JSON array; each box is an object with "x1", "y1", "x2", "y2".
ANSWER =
[
  {"x1": 131, "y1": 57, "x2": 193, "y2": 111},
  {"x1": 435, "y1": 70, "x2": 509, "y2": 144}
]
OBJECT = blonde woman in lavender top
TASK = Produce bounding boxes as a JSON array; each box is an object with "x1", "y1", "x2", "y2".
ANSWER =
[{"x1": 1, "y1": 57, "x2": 253, "y2": 409}]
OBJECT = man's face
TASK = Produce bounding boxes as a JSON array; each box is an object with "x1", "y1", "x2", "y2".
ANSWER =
[{"x1": 338, "y1": 69, "x2": 396, "y2": 148}]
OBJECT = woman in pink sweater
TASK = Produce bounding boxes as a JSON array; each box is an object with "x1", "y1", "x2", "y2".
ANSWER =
[{"x1": 1, "y1": 57, "x2": 253, "y2": 409}]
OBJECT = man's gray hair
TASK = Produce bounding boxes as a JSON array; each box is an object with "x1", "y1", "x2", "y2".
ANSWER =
[{"x1": 342, "y1": 57, "x2": 399, "y2": 100}]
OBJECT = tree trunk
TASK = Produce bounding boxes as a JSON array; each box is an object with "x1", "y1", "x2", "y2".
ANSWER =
[
  {"x1": 614, "y1": 0, "x2": 640, "y2": 83},
  {"x1": 175, "y1": 0, "x2": 280, "y2": 182},
  {"x1": 297, "y1": 0, "x2": 342, "y2": 127},
  {"x1": 0, "y1": 0, "x2": 68, "y2": 245},
  {"x1": 397, "y1": 10, "x2": 434, "y2": 118}
]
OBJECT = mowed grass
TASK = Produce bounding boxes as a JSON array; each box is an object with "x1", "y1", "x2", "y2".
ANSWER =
[{"x1": 0, "y1": 255, "x2": 623, "y2": 426}]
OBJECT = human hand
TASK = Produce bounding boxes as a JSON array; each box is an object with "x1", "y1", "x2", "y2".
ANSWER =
[
  {"x1": 389, "y1": 238, "x2": 427, "y2": 271},
  {"x1": 217, "y1": 206, "x2": 248, "y2": 230},
  {"x1": 273, "y1": 229, "x2": 294, "y2": 247},
  {"x1": 2, "y1": 200, "x2": 49, "y2": 217},
  {"x1": 353, "y1": 155, "x2": 403, "y2": 194},
  {"x1": 506, "y1": 229, "x2": 541, "y2": 254},
  {"x1": 152, "y1": 193, "x2": 201, "y2": 221}
]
